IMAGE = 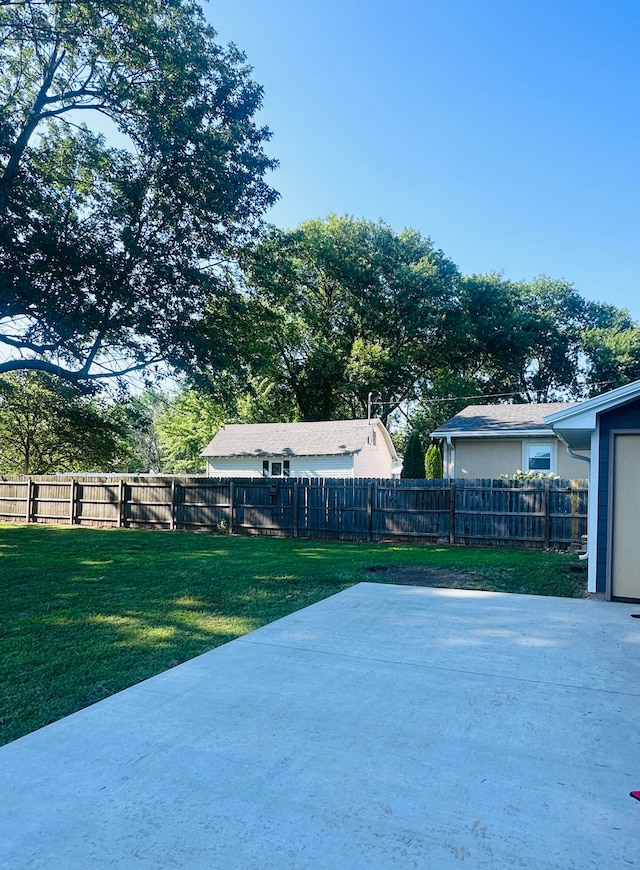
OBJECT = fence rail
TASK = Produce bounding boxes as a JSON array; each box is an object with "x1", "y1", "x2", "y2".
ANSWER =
[{"x1": 0, "y1": 475, "x2": 588, "y2": 549}]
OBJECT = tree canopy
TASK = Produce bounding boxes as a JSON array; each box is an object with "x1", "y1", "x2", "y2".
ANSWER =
[
  {"x1": 0, "y1": 371, "x2": 134, "y2": 473},
  {"x1": 0, "y1": 0, "x2": 277, "y2": 386},
  {"x1": 234, "y1": 215, "x2": 462, "y2": 422},
  {"x1": 457, "y1": 274, "x2": 640, "y2": 403}
]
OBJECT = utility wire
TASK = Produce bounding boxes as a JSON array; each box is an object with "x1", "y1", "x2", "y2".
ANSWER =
[{"x1": 415, "y1": 378, "x2": 620, "y2": 405}]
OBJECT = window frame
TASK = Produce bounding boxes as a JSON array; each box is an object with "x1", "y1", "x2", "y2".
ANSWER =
[
  {"x1": 262, "y1": 459, "x2": 290, "y2": 478},
  {"x1": 522, "y1": 440, "x2": 556, "y2": 474}
]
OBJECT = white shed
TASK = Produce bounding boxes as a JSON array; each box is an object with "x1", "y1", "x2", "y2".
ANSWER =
[{"x1": 201, "y1": 419, "x2": 399, "y2": 479}]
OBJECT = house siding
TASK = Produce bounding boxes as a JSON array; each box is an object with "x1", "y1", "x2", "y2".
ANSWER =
[
  {"x1": 206, "y1": 455, "x2": 355, "y2": 479},
  {"x1": 450, "y1": 437, "x2": 588, "y2": 480},
  {"x1": 556, "y1": 448, "x2": 591, "y2": 480},
  {"x1": 454, "y1": 439, "x2": 521, "y2": 479},
  {"x1": 596, "y1": 398, "x2": 640, "y2": 594},
  {"x1": 352, "y1": 430, "x2": 395, "y2": 478}
]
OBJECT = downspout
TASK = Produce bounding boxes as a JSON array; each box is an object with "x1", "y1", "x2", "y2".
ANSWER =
[
  {"x1": 445, "y1": 435, "x2": 455, "y2": 479},
  {"x1": 556, "y1": 433, "x2": 591, "y2": 467}
]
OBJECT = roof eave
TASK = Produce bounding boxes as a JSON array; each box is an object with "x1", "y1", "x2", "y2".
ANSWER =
[
  {"x1": 202, "y1": 451, "x2": 357, "y2": 459},
  {"x1": 430, "y1": 428, "x2": 558, "y2": 439},
  {"x1": 545, "y1": 379, "x2": 640, "y2": 426}
]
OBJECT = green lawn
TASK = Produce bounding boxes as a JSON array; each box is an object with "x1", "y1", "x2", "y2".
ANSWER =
[{"x1": 0, "y1": 524, "x2": 587, "y2": 746}]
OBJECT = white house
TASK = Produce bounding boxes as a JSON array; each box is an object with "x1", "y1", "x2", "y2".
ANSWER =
[
  {"x1": 201, "y1": 419, "x2": 399, "y2": 479},
  {"x1": 430, "y1": 403, "x2": 590, "y2": 480}
]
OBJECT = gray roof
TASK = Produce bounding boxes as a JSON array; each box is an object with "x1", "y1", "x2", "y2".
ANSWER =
[
  {"x1": 202, "y1": 419, "x2": 397, "y2": 459},
  {"x1": 431, "y1": 403, "x2": 576, "y2": 436}
]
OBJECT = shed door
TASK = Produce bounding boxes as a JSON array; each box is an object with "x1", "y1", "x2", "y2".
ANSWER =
[{"x1": 610, "y1": 434, "x2": 640, "y2": 600}]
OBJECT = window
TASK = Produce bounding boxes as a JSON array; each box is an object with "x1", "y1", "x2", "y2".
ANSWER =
[
  {"x1": 525, "y1": 442, "x2": 553, "y2": 472},
  {"x1": 263, "y1": 459, "x2": 290, "y2": 477}
]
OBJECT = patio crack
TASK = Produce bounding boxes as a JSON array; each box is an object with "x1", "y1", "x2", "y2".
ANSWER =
[{"x1": 238, "y1": 637, "x2": 640, "y2": 698}]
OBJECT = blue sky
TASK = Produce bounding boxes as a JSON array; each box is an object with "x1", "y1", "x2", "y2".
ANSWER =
[{"x1": 207, "y1": 0, "x2": 640, "y2": 321}]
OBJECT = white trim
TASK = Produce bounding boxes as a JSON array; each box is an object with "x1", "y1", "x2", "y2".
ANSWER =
[
  {"x1": 431, "y1": 428, "x2": 558, "y2": 439},
  {"x1": 587, "y1": 426, "x2": 599, "y2": 593},
  {"x1": 216, "y1": 452, "x2": 355, "y2": 461},
  {"x1": 522, "y1": 440, "x2": 557, "y2": 474},
  {"x1": 446, "y1": 435, "x2": 455, "y2": 479}
]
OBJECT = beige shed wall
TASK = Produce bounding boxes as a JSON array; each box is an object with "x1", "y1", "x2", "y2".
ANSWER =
[
  {"x1": 454, "y1": 440, "x2": 522, "y2": 479},
  {"x1": 451, "y1": 437, "x2": 589, "y2": 480},
  {"x1": 556, "y1": 448, "x2": 590, "y2": 480}
]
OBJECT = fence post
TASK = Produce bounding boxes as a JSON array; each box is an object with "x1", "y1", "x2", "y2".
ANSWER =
[
  {"x1": 571, "y1": 479, "x2": 579, "y2": 545},
  {"x1": 449, "y1": 481, "x2": 456, "y2": 545},
  {"x1": 170, "y1": 479, "x2": 177, "y2": 530},
  {"x1": 367, "y1": 483, "x2": 374, "y2": 542},
  {"x1": 292, "y1": 482, "x2": 299, "y2": 537},
  {"x1": 118, "y1": 479, "x2": 125, "y2": 528},
  {"x1": 544, "y1": 480, "x2": 551, "y2": 549},
  {"x1": 228, "y1": 481, "x2": 234, "y2": 534},
  {"x1": 26, "y1": 477, "x2": 33, "y2": 524},
  {"x1": 69, "y1": 479, "x2": 77, "y2": 525}
]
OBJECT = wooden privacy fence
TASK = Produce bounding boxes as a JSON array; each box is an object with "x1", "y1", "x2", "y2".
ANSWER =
[{"x1": 0, "y1": 475, "x2": 588, "y2": 549}]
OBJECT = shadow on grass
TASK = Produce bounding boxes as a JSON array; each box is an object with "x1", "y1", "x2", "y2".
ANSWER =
[{"x1": 0, "y1": 524, "x2": 586, "y2": 745}]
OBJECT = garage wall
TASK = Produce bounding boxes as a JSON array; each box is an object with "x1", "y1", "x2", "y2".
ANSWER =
[{"x1": 596, "y1": 398, "x2": 640, "y2": 595}]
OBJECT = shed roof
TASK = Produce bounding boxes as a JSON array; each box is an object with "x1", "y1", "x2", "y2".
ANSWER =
[
  {"x1": 201, "y1": 419, "x2": 398, "y2": 459},
  {"x1": 431, "y1": 403, "x2": 576, "y2": 437}
]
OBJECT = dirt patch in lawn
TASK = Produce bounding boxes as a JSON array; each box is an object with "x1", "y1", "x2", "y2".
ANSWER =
[{"x1": 365, "y1": 565, "x2": 486, "y2": 589}]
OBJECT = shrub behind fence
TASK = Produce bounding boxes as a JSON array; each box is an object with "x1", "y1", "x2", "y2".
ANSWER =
[{"x1": 0, "y1": 475, "x2": 588, "y2": 549}]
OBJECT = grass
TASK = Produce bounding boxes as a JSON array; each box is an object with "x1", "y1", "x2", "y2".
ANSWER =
[{"x1": 0, "y1": 523, "x2": 587, "y2": 746}]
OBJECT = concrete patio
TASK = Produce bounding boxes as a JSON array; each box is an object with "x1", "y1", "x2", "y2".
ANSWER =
[{"x1": 1, "y1": 583, "x2": 639, "y2": 868}]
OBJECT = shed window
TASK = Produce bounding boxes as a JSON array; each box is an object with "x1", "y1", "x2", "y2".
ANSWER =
[
  {"x1": 263, "y1": 460, "x2": 289, "y2": 477},
  {"x1": 526, "y1": 443, "x2": 552, "y2": 471}
]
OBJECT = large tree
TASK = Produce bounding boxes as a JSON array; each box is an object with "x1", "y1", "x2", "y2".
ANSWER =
[
  {"x1": 458, "y1": 274, "x2": 589, "y2": 403},
  {"x1": 0, "y1": 0, "x2": 277, "y2": 385},
  {"x1": 581, "y1": 302, "x2": 640, "y2": 394},
  {"x1": 0, "y1": 371, "x2": 134, "y2": 473},
  {"x1": 236, "y1": 216, "x2": 462, "y2": 422},
  {"x1": 154, "y1": 389, "x2": 224, "y2": 473}
]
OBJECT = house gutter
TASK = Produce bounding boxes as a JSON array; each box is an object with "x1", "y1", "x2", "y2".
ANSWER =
[
  {"x1": 555, "y1": 432, "x2": 590, "y2": 466},
  {"x1": 430, "y1": 428, "x2": 559, "y2": 439}
]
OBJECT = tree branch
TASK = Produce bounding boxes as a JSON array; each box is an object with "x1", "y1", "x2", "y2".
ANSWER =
[
  {"x1": 0, "y1": 42, "x2": 66, "y2": 213},
  {"x1": 0, "y1": 355, "x2": 158, "y2": 383}
]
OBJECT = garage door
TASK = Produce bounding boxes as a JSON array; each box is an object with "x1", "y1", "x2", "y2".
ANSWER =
[{"x1": 610, "y1": 433, "x2": 640, "y2": 600}]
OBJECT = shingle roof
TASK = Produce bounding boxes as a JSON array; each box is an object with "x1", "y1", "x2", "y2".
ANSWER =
[
  {"x1": 201, "y1": 419, "x2": 397, "y2": 458},
  {"x1": 431, "y1": 403, "x2": 576, "y2": 435}
]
